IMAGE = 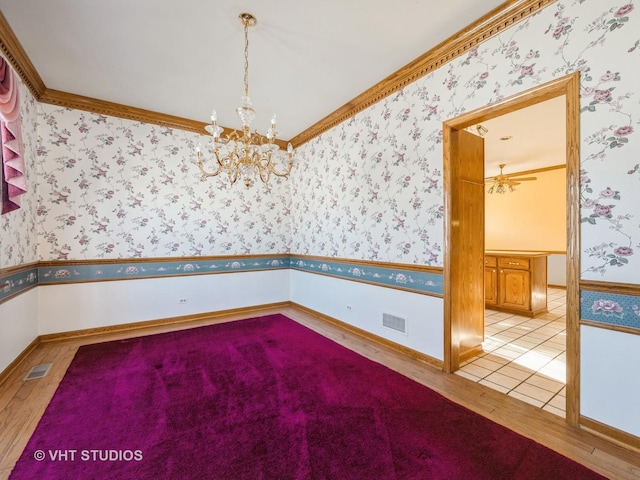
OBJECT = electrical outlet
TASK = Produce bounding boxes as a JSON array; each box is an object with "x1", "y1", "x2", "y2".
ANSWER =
[
  {"x1": 179, "y1": 298, "x2": 188, "y2": 304},
  {"x1": 346, "y1": 305, "x2": 352, "y2": 310}
]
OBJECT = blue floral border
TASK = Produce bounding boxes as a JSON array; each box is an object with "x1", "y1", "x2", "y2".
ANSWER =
[
  {"x1": 37, "y1": 257, "x2": 291, "y2": 284},
  {"x1": 4, "y1": 260, "x2": 640, "y2": 328},
  {"x1": 0, "y1": 266, "x2": 39, "y2": 303},
  {"x1": 581, "y1": 290, "x2": 640, "y2": 330},
  {"x1": 0, "y1": 256, "x2": 444, "y2": 302},
  {"x1": 289, "y1": 256, "x2": 443, "y2": 296}
]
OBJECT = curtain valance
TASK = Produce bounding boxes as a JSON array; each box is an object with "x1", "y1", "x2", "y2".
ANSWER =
[{"x1": 0, "y1": 56, "x2": 25, "y2": 214}]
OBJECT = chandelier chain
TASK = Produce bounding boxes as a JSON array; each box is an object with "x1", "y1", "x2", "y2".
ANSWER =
[{"x1": 243, "y1": 19, "x2": 250, "y2": 97}]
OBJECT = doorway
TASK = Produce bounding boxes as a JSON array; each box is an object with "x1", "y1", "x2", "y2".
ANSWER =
[{"x1": 442, "y1": 73, "x2": 581, "y2": 426}]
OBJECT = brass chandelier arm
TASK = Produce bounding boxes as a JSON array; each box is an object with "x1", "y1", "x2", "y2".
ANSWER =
[
  {"x1": 270, "y1": 160, "x2": 294, "y2": 178},
  {"x1": 196, "y1": 150, "x2": 224, "y2": 178}
]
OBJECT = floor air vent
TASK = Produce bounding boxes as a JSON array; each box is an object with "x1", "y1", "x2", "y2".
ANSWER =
[
  {"x1": 24, "y1": 363, "x2": 52, "y2": 381},
  {"x1": 382, "y1": 313, "x2": 407, "y2": 334}
]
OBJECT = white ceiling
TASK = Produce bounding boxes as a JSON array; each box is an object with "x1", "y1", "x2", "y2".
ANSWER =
[
  {"x1": 1, "y1": 1, "x2": 565, "y2": 176},
  {"x1": 1, "y1": 0, "x2": 507, "y2": 140},
  {"x1": 476, "y1": 96, "x2": 566, "y2": 178}
]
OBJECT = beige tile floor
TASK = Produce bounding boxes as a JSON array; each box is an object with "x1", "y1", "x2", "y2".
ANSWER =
[{"x1": 456, "y1": 287, "x2": 567, "y2": 417}]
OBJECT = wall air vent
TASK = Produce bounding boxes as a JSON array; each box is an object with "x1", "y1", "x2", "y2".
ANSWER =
[
  {"x1": 24, "y1": 363, "x2": 52, "y2": 381},
  {"x1": 382, "y1": 313, "x2": 407, "y2": 335}
]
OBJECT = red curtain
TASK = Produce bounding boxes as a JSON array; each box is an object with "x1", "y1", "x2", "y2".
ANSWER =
[{"x1": 0, "y1": 56, "x2": 25, "y2": 214}]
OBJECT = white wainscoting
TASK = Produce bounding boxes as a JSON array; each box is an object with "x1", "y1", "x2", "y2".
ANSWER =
[
  {"x1": 581, "y1": 325, "x2": 640, "y2": 437},
  {"x1": 289, "y1": 270, "x2": 444, "y2": 360},
  {"x1": 0, "y1": 288, "x2": 39, "y2": 374},
  {"x1": 38, "y1": 270, "x2": 291, "y2": 335}
]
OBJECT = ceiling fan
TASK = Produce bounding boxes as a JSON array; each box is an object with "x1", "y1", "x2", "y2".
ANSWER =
[{"x1": 487, "y1": 164, "x2": 537, "y2": 194}]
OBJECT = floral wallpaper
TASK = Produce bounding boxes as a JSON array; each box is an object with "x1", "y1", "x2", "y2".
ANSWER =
[
  {"x1": 3, "y1": 0, "x2": 640, "y2": 291},
  {"x1": 36, "y1": 106, "x2": 291, "y2": 260},
  {"x1": 291, "y1": 0, "x2": 640, "y2": 284},
  {"x1": 0, "y1": 79, "x2": 38, "y2": 270}
]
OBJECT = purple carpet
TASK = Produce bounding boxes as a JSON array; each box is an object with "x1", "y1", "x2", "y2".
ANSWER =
[{"x1": 11, "y1": 314, "x2": 605, "y2": 479}]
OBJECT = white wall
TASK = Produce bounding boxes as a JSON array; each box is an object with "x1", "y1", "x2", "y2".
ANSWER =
[
  {"x1": 485, "y1": 168, "x2": 566, "y2": 252},
  {"x1": 38, "y1": 270, "x2": 290, "y2": 335},
  {"x1": 581, "y1": 325, "x2": 640, "y2": 437},
  {"x1": 547, "y1": 254, "x2": 566, "y2": 287},
  {"x1": 0, "y1": 289, "x2": 39, "y2": 374},
  {"x1": 289, "y1": 270, "x2": 444, "y2": 361}
]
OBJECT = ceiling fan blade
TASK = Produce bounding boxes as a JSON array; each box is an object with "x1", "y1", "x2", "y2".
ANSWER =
[{"x1": 506, "y1": 176, "x2": 537, "y2": 181}]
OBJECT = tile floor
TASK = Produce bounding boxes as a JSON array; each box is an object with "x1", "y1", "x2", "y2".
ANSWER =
[{"x1": 455, "y1": 287, "x2": 567, "y2": 417}]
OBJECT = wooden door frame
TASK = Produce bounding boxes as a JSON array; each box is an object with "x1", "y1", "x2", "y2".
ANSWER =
[{"x1": 442, "y1": 72, "x2": 581, "y2": 427}]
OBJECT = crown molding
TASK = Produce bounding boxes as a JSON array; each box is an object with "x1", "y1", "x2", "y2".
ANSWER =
[
  {"x1": 289, "y1": 0, "x2": 556, "y2": 147},
  {"x1": 484, "y1": 163, "x2": 566, "y2": 180},
  {"x1": 40, "y1": 88, "x2": 210, "y2": 134},
  {"x1": 1, "y1": 1, "x2": 554, "y2": 149},
  {"x1": 0, "y1": 10, "x2": 46, "y2": 99},
  {"x1": 39, "y1": 89, "x2": 289, "y2": 149}
]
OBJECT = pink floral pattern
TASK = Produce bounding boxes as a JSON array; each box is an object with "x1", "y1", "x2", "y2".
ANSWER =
[
  {"x1": 591, "y1": 299, "x2": 623, "y2": 317},
  {"x1": 35, "y1": 106, "x2": 290, "y2": 260},
  {"x1": 290, "y1": 0, "x2": 640, "y2": 282}
]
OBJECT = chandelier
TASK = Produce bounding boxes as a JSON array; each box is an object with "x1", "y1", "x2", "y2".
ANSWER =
[{"x1": 196, "y1": 13, "x2": 294, "y2": 188}]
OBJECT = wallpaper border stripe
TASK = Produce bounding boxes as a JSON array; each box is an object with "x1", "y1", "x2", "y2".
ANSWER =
[
  {"x1": 0, "y1": 264, "x2": 38, "y2": 304},
  {"x1": 289, "y1": 256, "x2": 443, "y2": 297},
  {"x1": 0, "y1": 255, "x2": 445, "y2": 304},
  {"x1": 37, "y1": 256, "x2": 291, "y2": 285},
  {"x1": 579, "y1": 280, "x2": 640, "y2": 332}
]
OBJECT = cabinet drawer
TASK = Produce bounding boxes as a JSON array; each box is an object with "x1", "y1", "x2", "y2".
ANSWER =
[
  {"x1": 498, "y1": 257, "x2": 530, "y2": 270},
  {"x1": 484, "y1": 256, "x2": 497, "y2": 267}
]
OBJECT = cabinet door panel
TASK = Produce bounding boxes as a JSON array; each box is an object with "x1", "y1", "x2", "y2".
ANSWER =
[
  {"x1": 485, "y1": 267, "x2": 497, "y2": 306},
  {"x1": 498, "y1": 268, "x2": 531, "y2": 310}
]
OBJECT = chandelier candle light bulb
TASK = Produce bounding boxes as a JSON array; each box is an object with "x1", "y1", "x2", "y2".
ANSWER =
[{"x1": 196, "y1": 13, "x2": 294, "y2": 188}]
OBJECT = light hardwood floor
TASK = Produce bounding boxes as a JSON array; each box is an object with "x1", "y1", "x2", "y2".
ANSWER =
[{"x1": 1, "y1": 305, "x2": 639, "y2": 480}]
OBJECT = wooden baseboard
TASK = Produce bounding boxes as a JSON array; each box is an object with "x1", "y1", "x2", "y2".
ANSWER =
[
  {"x1": 38, "y1": 302, "x2": 291, "y2": 342},
  {"x1": 0, "y1": 337, "x2": 41, "y2": 389},
  {"x1": 290, "y1": 302, "x2": 443, "y2": 369},
  {"x1": 13, "y1": 299, "x2": 438, "y2": 379},
  {"x1": 580, "y1": 416, "x2": 640, "y2": 454}
]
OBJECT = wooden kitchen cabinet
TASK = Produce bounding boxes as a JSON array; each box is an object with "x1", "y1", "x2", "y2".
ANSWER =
[
  {"x1": 484, "y1": 255, "x2": 498, "y2": 306},
  {"x1": 484, "y1": 251, "x2": 548, "y2": 317}
]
